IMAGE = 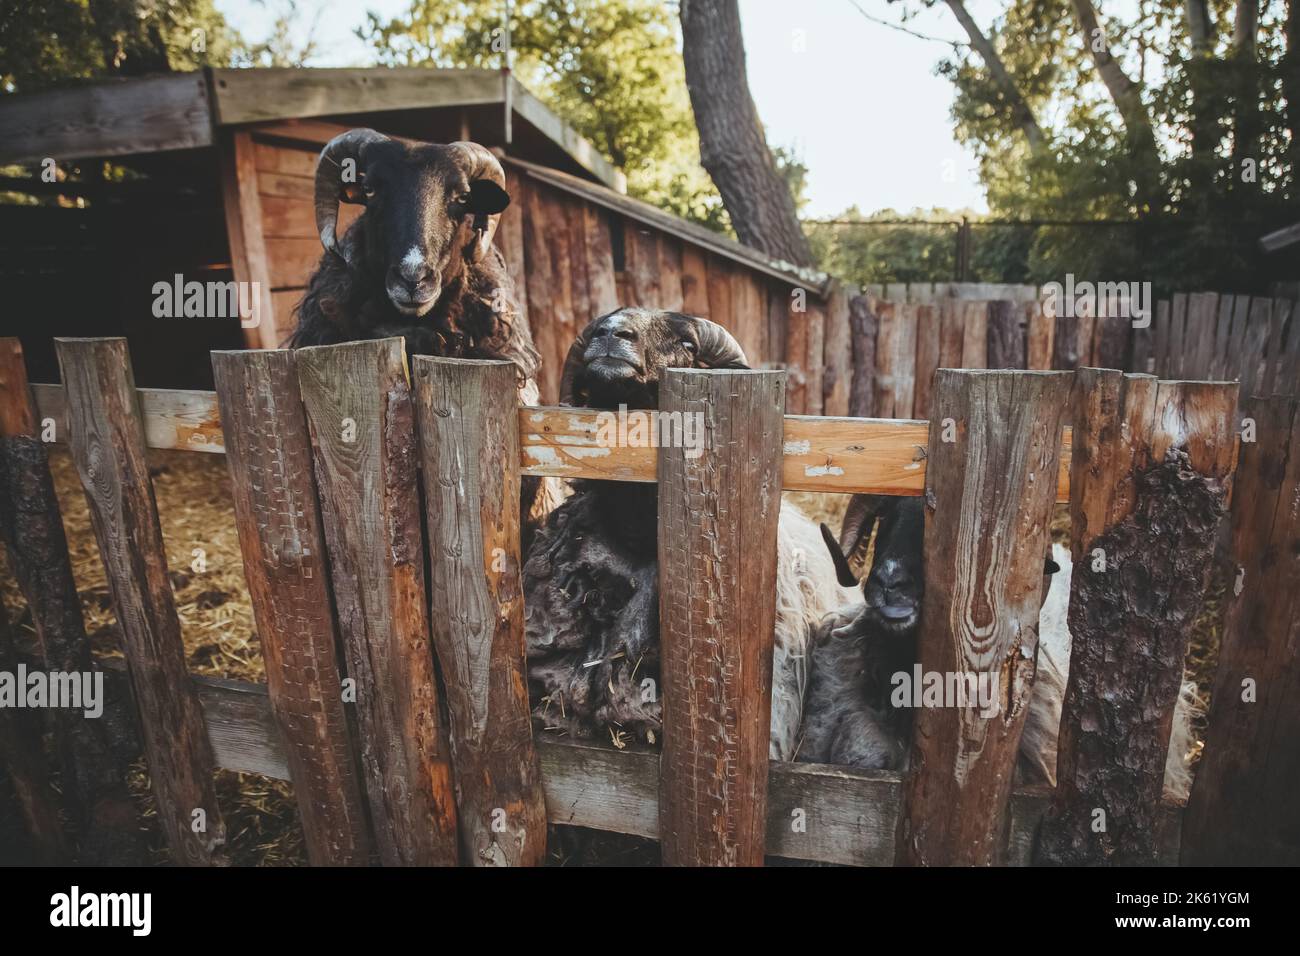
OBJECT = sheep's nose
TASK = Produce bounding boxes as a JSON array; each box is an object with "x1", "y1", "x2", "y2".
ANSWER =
[
  {"x1": 395, "y1": 248, "x2": 432, "y2": 286},
  {"x1": 872, "y1": 558, "x2": 913, "y2": 591}
]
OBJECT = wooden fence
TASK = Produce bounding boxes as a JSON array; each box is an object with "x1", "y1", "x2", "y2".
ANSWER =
[
  {"x1": 840, "y1": 287, "x2": 1297, "y2": 421},
  {"x1": 2, "y1": 334, "x2": 1297, "y2": 866}
]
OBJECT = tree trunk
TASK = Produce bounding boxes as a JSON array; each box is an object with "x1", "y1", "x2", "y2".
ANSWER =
[
  {"x1": 1071, "y1": 0, "x2": 1167, "y2": 213},
  {"x1": 944, "y1": 0, "x2": 1045, "y2": 151},
  {"x1": 679, "y1": 0, "x2": 815, "y2": 268},
  {"x1": 1231, "y1": 2, "x2": 1261, "y2": 183}
]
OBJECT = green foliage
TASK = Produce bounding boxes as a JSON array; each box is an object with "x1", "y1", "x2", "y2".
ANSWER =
[
  {"x1": 910, "y1": 0, "x2": 1298, "y2": 292},
  {"x1": 0, "y1": 0, "x2": 235, "y2": 91},
  {"x1": 357, "y1": 0, "x2": 729, "y2": 229}
]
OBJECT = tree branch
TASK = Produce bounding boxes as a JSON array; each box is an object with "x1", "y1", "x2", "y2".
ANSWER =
[{"x1": 943, "y1": 0, "x2": 1045, "y2": 151}]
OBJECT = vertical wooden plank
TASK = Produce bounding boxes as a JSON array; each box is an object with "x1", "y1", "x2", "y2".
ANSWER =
[
  {"x1": 848, "y1": 294, "x2": 878, "y2": 418},
  {"x1": 784, "y1": 292, "x2": 808, "y2": 414},
  {"x1": 658, "y1": 368, "x2": 785, "y2": 866},
  {"x1": 543, "y1": 189, "x2": 578, "y2": 383},
  {"x1": 295, "y1": 339, "x2": 459, "y2": 866},
  {"x1": 625, "y1": 224, "x2": 661, "y2": 306},
  {"x1": 210, "y1": 349, "x2": 371, "y2": 866},
  {"x1": 1278, "y1": 299, "x2": 1300, "y2": 395},
  {"x1": 55, "y1": 337, "x2": 227, "y2": 865},
  {"x1": 521, "y1": 180, "x2": 559, "y2": 403},
  {"x1": 896, "y1": 369, "x2": 1071, "y2": 866},
  {"x1": 912, "y1": 303, "x2": 940, "y2": 419},
  {"x1": 960, "y1": 300, "x2": 988, "y2": 369},
  {"x1": 0, "y1": 339, "x2": 145, "y2": 865},
  {"x1": 885, "y1": 282, "x2": 907, "y2": 303},
  {"x1": 764, "y1": 282, "x2": 786, "y2": 371},
  {"x1": 497, "y1": 167, "x2": 530, "y2": 332},
  {"x1": 1168, "y1": 293, "x2": 1189, "y2": 379},
  {"x1": 1210, "y1": 294, "x2": 1236, "y2": 380},
  {"x1": 564, "y1": 200, "x2": 592, "y2": 326},
  {"x1": 1055, "y1": 298, "x2": 1081, "y2": 371},
  {"x1": 873, "y1": 299, "x2": 898, "y2": 418},
  {"x1": 582, "y1": 204, "x2": 620, "y2": 318},
  {"x1": 219, "y1": 131, "x2": 278, "y2": 347},
  {"x1": 413, "y1": 357, "x2": 547, "y2": 867},
  {"x1": 1075, "y1": 306, "x2": 1097, "y2": 370},
  {"x1": 822, "y1": 281, "x2": 852, "y2": 417},
  {"x1": 1239, "y1": 298, "x2": 1273, "y2": 402},
  {"x1": 1092, "y1": 311, "x2": 1130, "y2": 371},
  {"x1": 1224, "y1": 294, "x2": 1252, "y2": 381},
  {"x1": 1188, "y1": 292, "x2": 1220, "y2": 379},
  {"x1": 706, "y1": 255, "x2": 735, "y2": 331},
  {"x1": 986, "y1": 299, "x2": 1025, "y2": 369},
  {"x1": 1261, "y1": 298, "x2": 1290, "y2": 396},
  {"x1": 1152, "y1": 299, "x2": 1171, "y2": 377},
  {"x1": 1026, "y1": 299, "x2": 1056, "y2": 371},
  {"x1": 1039, "y1": 372, "x2": 1235, "y2": 865},
  {"x1": 804, "y1": 299, "x2": 826, "y2": 416},
  {"x1": 679, "y1": 244, "x2": 710, "y2": 318},
  {"x1": 731, "y1": 271, "x2": 767, "y2": 368},
  {"x1": 937, "y1": 297, "x2": 964, "y2": 369},
  {"x1": 891, "y1": 302, "x2": 917, "y2": 419},
  {"x1": 1182, "y1": 396, "x2": 1300, "y2": 864},
  {"x1": 657, "y1": 237, "x2": 685, "y2": 312}
]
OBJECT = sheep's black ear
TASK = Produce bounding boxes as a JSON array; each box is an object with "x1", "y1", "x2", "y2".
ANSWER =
[
  {"x1": 1043, "y1": 557, "x2": 1061, "y2": 576},
  {"x1": 468, "y1": 179, "x2": 510, "y2": 215},
  {"x1": 820, "y1": 522, "x2": 861, "y2": 588}
]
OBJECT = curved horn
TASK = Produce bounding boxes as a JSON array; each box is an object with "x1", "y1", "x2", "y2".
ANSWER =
[
  {"x1": 314, "y1": 128, "x2": 389, "y2": 264},
  {"x1": 693, "y1": 318, "x2": 749, "y2": 369},
  {"x1": 449, "y1": 141, "x2": 507, "y2": 187},
  {"x1": 558, "y1": 321, "x2": 602, "y2": 405},
  {"x1": 449, "y1": 142, "x2": 509, "y2": 262},
  {"x1": 839, "y1": 494, "x2": 890, "y2": 571}
]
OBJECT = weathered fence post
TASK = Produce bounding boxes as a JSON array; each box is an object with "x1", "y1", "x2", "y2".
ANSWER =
[
  {"x1": 295, "y1": 338, "x2": 458, "y2": 866},
  {"x1": 986, "y1": 299, "x2": 1025, "y2": 369},
  {"x1": 1182, "y1": 395, "x2": 1300, "y2": 864},
  {"x1": 54, "y1": 337, "x2": 227, "y2": 865},
  {"x1": 1037, "y1": 372, "x2": 1236, "y2": 864},
  {"x1": 895, "y1": 368, "x2": 1071, "y2": 866},
  {"x1": 0, "y1": 338, "x2": 145, "y2": 865},
  {"x1": 657, "y1": 368, "x2": 785, "y2": 866},
  {"x1": 847, "y1": 294, "x2": 877, "y2": 418},
  {"x1": 210, "y1": 349, "x2": 372, "y2": 866},
  {"x1": 412, "y1": 356, "x2": 547, "y2": 867},
  {"x1": 0, "y1": 588, "x2": 67, "y2": 863}
]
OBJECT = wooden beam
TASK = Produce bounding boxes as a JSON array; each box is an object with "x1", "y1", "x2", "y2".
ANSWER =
[
  {"x1": 1038, "y1": 372, "x2": 1235, "y2": 864},
  {"x1": 1182, "y1": 396, "x2": 1300, "y2": 864},
  {"x1": 54, "y1": 337, "x2": 227, "y2": 865},
  {"x1": 0, "y1": 73, "x2": 212, "y2": 164},
  {"x1": 210, "y1": 349, "x2": 371, "y2": 866},
  {"x1": 412, "y1": 357, "x2": 547, "y2": 867},
  {"x1": 295, "y1": 339, "x2": 459, "y2": 866},
  {"x1": 218, "y1": 131, "x2": 277, "y2": 347},
  {"x1": 657, "y1": 369, "x2": 785, "y2": 865},
  {"x1": 176, "y1": 672, "x2": 1186, "y2": 866},
  {"x1": 896, "y1": 369, "x2": 1071, "y2": 866},
  {"x1": 209, "y1": 67, "x2": 504, "y2": 126},
  {"x1": 31, "y1": 383, "x2": 1085, "y2": 499}
]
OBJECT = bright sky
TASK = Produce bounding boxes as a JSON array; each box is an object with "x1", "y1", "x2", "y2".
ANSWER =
[{"x1": 214, "y1": 0, "x2": 991, "y2": 216}]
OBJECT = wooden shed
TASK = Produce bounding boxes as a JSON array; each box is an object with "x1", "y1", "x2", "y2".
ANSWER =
[{"x1": 0, "y1": 67, "x2": 837, "y2": 407}]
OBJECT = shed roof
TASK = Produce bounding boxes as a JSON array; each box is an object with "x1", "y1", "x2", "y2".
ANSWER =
[{"x1": 0, "y1": 67, "x2": 623, "y2": 190}]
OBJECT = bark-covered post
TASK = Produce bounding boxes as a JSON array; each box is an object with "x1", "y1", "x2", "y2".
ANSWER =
[
  {"x1": 0, "y1": 338, "x2": 145, "y2": 865},
  {"x1": 1182, "y1": 395, "x2": 1300, "y2": 864},
  {"x1": 295, "y1": 339, "x2": 459, "y2": 866},
  {"x1": 895, "y1": 369, "x2": 1070, "y2": 866},
  {"x1": 848, "y1": 294, "x2": 878, "y2": 418},
  {"x1": 1038, "y1": 372, "x2": 1236, "y2": 865},
  {"x1": 657, "y1": 368, "x2": 785, "y2": 866},
  {"x1": 210, "y1": 349, "x2": 372, "y2": 866},
  {"x1": 55, "y1": 337, "x2": 227, "y2": 865},
  {"x1": 412, "y1": 356, "x2": 547, "y2": 867}
]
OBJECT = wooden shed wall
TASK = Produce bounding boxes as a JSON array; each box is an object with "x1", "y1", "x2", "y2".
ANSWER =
[{"x1": 228, "y1": 125, "x2": 829, "y2": 409}]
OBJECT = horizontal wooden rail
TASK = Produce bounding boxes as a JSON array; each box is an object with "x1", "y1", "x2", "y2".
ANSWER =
[
  {"x1": 164, "y1": 667, "x2": 1181, "y2": 866},
  {"x1": 32, "y1": 383, "x2": 1077, "y2": 500}
]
